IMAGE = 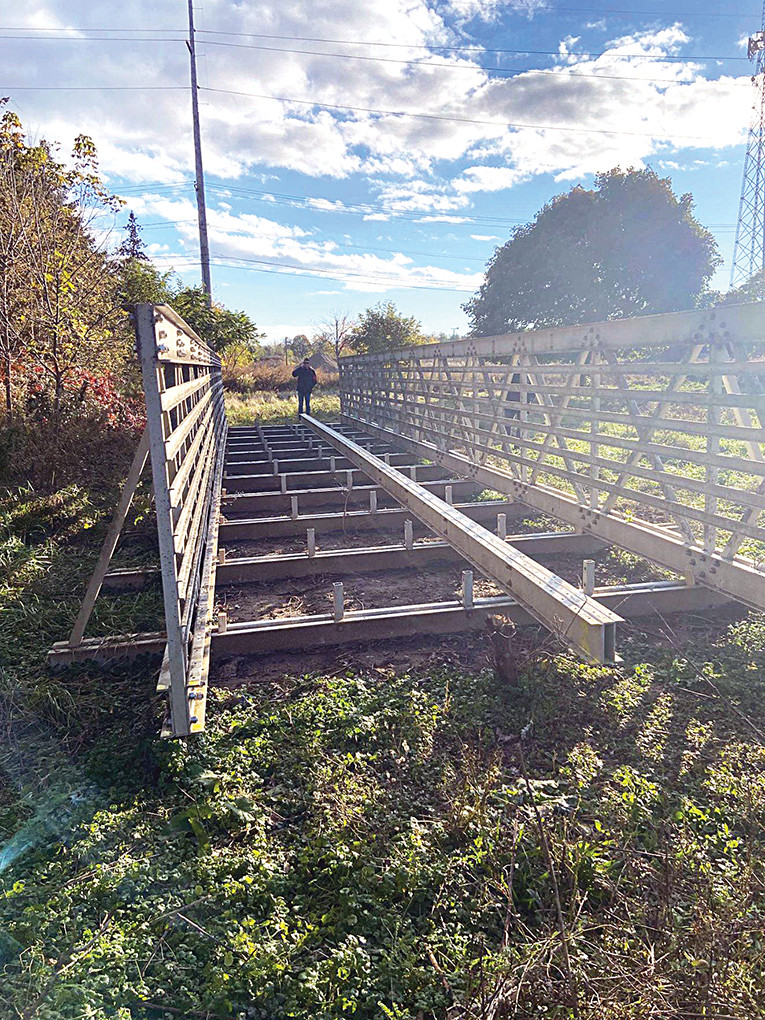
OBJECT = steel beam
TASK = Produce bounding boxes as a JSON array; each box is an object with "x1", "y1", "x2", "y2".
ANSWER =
[
  {"x1": 216, "y1": 531, "x2": 604, "y2": 583},
  {"x1": 301, "y1": 415, "x2": 622, "y2": 663},
  {"x1": 223, "y1": 463, "x2": 446, "y2": 493},
  {"x1": 219, "y1": 499, "x2": 522, "y2": 541},
  {"x1": 102, "y1": 532, "x2": 603, "y2": 589},
  {"x1": 48, "y1": 581, "x2": 733, "y2": 666},
  {"x1": 222, "y1": 478, "x2": 477, "y2": 514},
  {"x1": 351, "y1": 303, "x2": 765, "y2": 363}
]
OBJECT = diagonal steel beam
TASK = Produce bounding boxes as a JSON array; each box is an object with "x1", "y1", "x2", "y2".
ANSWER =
[{"x1": 301, "y1": 415, "x2": 621, "y2": 664}]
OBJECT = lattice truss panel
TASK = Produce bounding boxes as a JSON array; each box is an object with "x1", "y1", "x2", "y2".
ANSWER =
[
  {"x1": 136, "y1": 304, "x2": 227, "y2": 737},
  {"x1": 340, "y1": 304, "x2": 765, "y2": 612}
]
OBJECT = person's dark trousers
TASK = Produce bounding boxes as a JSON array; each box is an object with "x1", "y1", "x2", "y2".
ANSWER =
[{"x1": 298, "y1": 391, "x2": 311, "y2": 415}]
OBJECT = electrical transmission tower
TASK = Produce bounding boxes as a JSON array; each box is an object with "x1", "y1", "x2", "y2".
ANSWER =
[{"x1": 731, "y1": 2, "x2": 765, "y2": 290}]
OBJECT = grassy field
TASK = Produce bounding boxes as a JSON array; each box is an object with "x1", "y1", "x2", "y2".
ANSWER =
[
  {"x1": 226, "y1": 391, "x2": 341, "y2": 426},
  {"x1": 1, "y1": 395, "x2": 765, "y2": 1019}
]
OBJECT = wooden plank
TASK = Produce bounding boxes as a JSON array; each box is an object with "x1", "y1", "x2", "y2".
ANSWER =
[{"x1": 160, "y1": 372, "x2": 209, "y2": 413}]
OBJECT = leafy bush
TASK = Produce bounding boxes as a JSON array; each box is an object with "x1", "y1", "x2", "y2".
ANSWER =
[
  {"x1": 0, "y1": 367, "x2": 144, "y2": 490},
  {"x1": 223, "y1": 361, "x2": 338, "y2": 394}
]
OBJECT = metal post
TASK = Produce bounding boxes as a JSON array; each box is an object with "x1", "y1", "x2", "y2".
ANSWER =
[
  {"x1": 333, "y1": 581, "x2": 344, "y2": 621},
  {"x1": 497, "y1": 513, "x2": 507, "y2": 540},
  {"x1": 370, "y1": 489, "x2": 378, "y2": 513},
  {"x1": 280, "y1": 473, "x2": 287, "y2": 493},
  {"x1": 410, "y1": 464, "x2": 418, "y2": 482},
  {"x1": 445, "y1": 484, "x2": 453, "y2": 505},
  {"x1": 307, "y1": 528, "x2": 316, "y2": 557},
  {"x1": 273, "y1": 460, "x2": 279, "y2": 475},
  {"x1": 330, "y1": 456, "x2": 336, "y2": 473},
  {"x1": 291, "y1": 495, "x2": 299, "y2": 520},
  {"x1": 68, "y1": 427, "x2": 150, "y2": 647},
  {"x1": 187, "y1": 0, "x2": 212, "y2": 298},
  {"x1": 404, "y1": 519, "x2": 414, "y2": 550},
  {"x1": 583, "y1": 559, "x2": 595, "y2": 596},
  {"x1": 462, "y1": 570, "x2": 474, "y2": 610},
  {"x1": 217, "y1": 547, "x2": 226, "y2": 564},
  {"x1": 346, "y1": 469, "x2": 354, "y2": 490},
  {"x1": 217, "y1": 611, "x2": 227, "y2": 634}
]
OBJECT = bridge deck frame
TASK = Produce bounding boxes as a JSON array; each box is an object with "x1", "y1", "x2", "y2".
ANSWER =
[{"x1": 300, "y1": 415, "x2": 621, "y2": 664}]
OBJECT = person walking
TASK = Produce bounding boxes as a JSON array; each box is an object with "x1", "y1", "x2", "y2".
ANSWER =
[{"x1": 292, "y1": 357, "x2": 317, "y2": 415}]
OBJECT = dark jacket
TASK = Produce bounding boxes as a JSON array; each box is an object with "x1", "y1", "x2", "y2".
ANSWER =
[{"x1": 292, "y1": 364, "x2": 317, "y2": 393}]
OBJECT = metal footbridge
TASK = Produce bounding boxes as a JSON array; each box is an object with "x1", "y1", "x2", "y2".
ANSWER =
[{"x1": 49, "y1": 302, "x2": 765, "y2": 737}]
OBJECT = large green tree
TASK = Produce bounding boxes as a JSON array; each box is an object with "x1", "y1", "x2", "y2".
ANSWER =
[
  {"x1": 464, "y1": 168, "x2": 721, "y2": 335},
  {"x1": 350, "y1": 301, "x2": 424, "y2": 355},
  {"x1": 170, "y1": 285, "x2": 264, "y2": 360}
]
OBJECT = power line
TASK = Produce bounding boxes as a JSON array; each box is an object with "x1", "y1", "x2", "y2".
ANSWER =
[
  {"x1": 114, "y1": 179, "x2": 527, "y2": 227},
  {"x1": 0, "y1": 5, "x2": 758, "y2": 36},
  {"x1": 151, "y1": 251, "x2": 478, "y2": 292},
  {"x1": 0, "y1": 25, "x2": 752, "y2": 61},
  {"x1": 6, "y1": 78, "x2": 744, "y2": 134},
  {"x1": 204, "y1": 182, "x2": 528, "y2": 225},
  {"x1": 211, "y1": 258, "x2": 477, "y2": 292},
  {"x1": 121, "y1": 180, "x2": 738, "y2": 231},
  {"x1": 195, "y1": 29, "x2": 751, "y2": 62},
  {"x1": 549, "y1": 3, "x2": 759, "y2": 16},
  {"x1": 197, "y1": 38, "x2": 748, "y2": 86},
  {"x1": 0, "y1": 34, "x2": 184, "y2": 41},
  {"x1": 137, "y1": 216, "x2": 491, "y2": 261},
  {"x1": 0, "y1": 26, "x2": 186, "y2": 32},
  {"x1": 0, "y1": 30, "x2": 749, "y2": 86},
  {"x1": 201, "y1": 85, "x2": 748, "y2": 141},
  {"x1": 0, "y1": 85, "x2": 187, "y2": 91}
]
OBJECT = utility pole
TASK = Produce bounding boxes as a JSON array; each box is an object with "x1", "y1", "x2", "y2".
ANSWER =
[
  {"x1": 187, "y1": 0, "x2": 212, "y2": 300},
  {"x1": 731, "y1": 1, "x2": 765, "y2": 290}
]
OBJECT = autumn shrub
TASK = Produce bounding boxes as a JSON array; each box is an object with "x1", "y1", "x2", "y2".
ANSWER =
[
  {"x1": 223, "y1": 360, "x2": 338, "y2": 394},
  {"x1": 0, "y1": 367, "x2": 144, "y2": 491}
]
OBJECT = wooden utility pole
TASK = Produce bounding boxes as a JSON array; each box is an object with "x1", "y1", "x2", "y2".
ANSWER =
[{"x1": 187, "y1": 0, "x2": 212, "y2": 300}]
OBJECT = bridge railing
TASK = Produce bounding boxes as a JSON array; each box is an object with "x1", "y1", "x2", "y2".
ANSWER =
[
  {"x1": 135, "y1": 304, "x2": 227, "y2": 736},
  {"x1": 340, "y1": 303, "x2": 765, "y2": 612}
]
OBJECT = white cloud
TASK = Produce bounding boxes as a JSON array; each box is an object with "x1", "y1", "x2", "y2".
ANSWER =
[
  {"x1": 442, "y1": 0, "x2": 548, "y2": 23},
  {"x1": 453, "y1": 165, "x2": 528, "y2": 192},
  {"x1": 470, "y1": 234, "x2": 500, "y2": 241},
  {"x1": 134, "y1": 192, "x2": 483, "y2": 294},
  {"x1": 3, "y1": 5, "x2": 751, "y2": 200}
]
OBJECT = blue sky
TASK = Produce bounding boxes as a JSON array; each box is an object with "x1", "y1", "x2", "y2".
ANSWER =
[{"x1": 0, "y1": 0, "x2": 760, "y2": 342}]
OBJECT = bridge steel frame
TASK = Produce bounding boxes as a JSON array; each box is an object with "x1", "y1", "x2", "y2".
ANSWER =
[
  {"x1": 339, "y1": 303, "x2": 765, "y2": 613},
  {"x1": 49, "y1": 303, "x2": 765, "y2": 738}
]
